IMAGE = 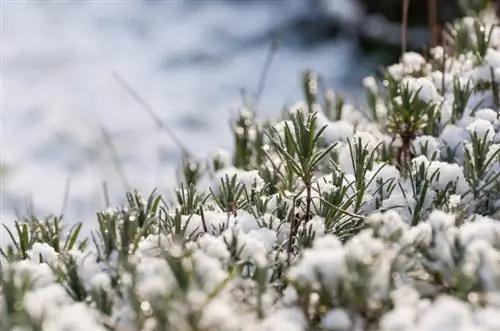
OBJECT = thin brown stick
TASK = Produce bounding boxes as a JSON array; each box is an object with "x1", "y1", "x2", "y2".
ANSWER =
[
  {"x1": 402, "y1": 0, "x2": 410, "y2": 57},
  {"x1": 428, "y1": 0, "x2": 438, "y2": 48}
]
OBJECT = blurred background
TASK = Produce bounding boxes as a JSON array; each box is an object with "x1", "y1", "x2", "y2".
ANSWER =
[{"x1": 1, "y1": 0, "x2": 466, "y2": 230}]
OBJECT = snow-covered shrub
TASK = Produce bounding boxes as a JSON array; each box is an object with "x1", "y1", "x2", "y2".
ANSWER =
[{"x1": 1, "y1": 3, "x2": 500, "y2": 331}]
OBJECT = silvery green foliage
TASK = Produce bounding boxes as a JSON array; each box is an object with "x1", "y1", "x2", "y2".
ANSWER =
[{"x1": 2, "y1": 5, "x2": 500, "y2": 331}]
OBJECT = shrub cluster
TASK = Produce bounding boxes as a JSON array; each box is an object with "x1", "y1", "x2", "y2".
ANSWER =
[{"x1": 1, "y1": 4, "x2": 500, "y2": 331}]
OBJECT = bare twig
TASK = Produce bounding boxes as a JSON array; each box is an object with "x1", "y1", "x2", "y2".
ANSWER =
[
  {"x1": 111, "y1": 71, "x2": 193, "y2": 156},
  {"x1": 252, "y1": 39, "x2": 278, "y2": 112},
  {"x1": 100, "y1": 126, "x2": 132, "y2": 193},
  {"x1": 428, "y1": 0, "x2": 438, "y2": 48},
  {"x1": 402, "y1": 0, "x2": 410, "y2": 57}
]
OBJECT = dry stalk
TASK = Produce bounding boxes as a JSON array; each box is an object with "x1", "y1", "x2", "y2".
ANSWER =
[{"x1": 402, "y1": 0, "x2": 410, "y2": 57}]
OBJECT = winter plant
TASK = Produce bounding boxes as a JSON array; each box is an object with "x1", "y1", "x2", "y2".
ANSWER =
[{"x1": 2, "y1": 3, "x2": 500, "y2": 331}]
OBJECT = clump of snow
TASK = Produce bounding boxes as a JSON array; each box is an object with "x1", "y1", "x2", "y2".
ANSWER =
[
  {"x1": 322, "y1": 308, "x2": 352, "y2": 330},
  {"x1": 474, "y1": 108, "x2": 499, "y2": 124},
  {"x1": 467, "y1": 119, "x2": 496, "y2": 143},
  {"x1": 321, "y1": 120, "x2": 355, "y2": 143},
  {"x1": 212, "y1": 167, "x2": 266, "y2": 194},
  {"x1": 412, "y1": 135, "x2": 441, "y2": 159},
  {"x1": 28, "y1": 243, "x2": 59, "y2": 267},
  {"x1": 402, "y1": 76, "x2": 442, "y2": 103}
]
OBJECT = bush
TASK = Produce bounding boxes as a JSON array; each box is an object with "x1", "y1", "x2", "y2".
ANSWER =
[{"x1": 1, "y1": 4, "x2": 500, "y2": 331}]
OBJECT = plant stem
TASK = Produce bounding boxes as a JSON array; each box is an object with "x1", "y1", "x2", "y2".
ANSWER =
[
  {"x1": 200, "y1": 207, "x2": 208, "y2": 233},
  {"x1": 402, "y1": 0, "x2": 410, "y2": 57},
  {"x1": 428, "y1": 0, "x2": 438, "y2": 48},
  {"x1": 305, "y1": 180, "x2": 312, "y2": 223},
  {"x1": 286, "y1": 196, "x2": 297, "y2": 265}
]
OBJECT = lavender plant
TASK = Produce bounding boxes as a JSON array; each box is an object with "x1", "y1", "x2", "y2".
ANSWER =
[{"x1": 1, "y1": 3, "x2": 500, "y2": 331}]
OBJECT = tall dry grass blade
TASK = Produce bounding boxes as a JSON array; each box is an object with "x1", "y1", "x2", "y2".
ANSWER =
[
  {"x1": 252, "y1": 39, "x2": 278, "y2": 112},
  {"x1": 100, "y1": 126, "x2": 132, "y2": 193},
  {"x1": 111, "y1": 71, "x2": 193, "y2": 156}
]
